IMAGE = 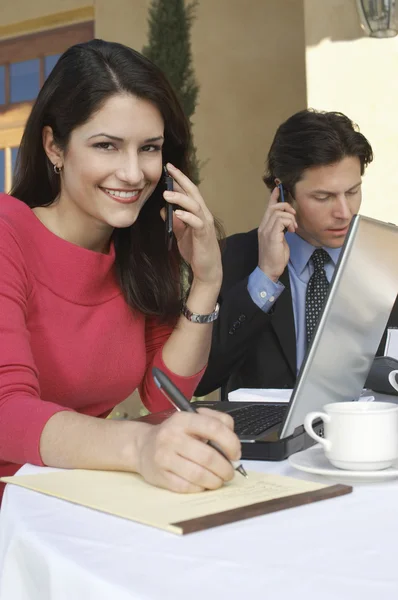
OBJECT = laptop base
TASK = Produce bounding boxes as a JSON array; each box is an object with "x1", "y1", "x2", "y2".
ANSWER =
[
  {"x1": 133, "y1": 406, "x2": 324, "y2": 462},
  {"x1": 239, "y1": 423, "x2": 323, "y2": 461}
]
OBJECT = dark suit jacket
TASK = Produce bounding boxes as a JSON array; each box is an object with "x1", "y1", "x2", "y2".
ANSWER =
[{"x1": 195, "y1": 228, "x2": 398, "y2": 399}]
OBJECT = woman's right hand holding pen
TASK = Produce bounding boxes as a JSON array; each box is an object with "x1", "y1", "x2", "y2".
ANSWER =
[
  {"x1": 132, "y1": 410, "x2": 242, "y2": 493},
  {"x1": 258, "y1": 185, "x2": 298, "y2": 282}
]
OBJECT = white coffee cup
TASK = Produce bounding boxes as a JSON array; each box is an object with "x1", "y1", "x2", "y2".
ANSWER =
[
  {"x1": 388, "y1": 369, "x2": 398, "y2": 392},
  {"x1": 304, "y1": 401, "x2": 398, "y2": 471}
]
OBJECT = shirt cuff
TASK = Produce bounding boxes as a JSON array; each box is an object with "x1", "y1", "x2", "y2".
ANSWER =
[{"x1": 247, "y1": 267, "x2": 285, "y2": 312}]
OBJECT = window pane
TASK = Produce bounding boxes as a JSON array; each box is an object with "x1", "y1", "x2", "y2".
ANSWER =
[
  {"x1": 0, "y1": 150, "x2": 4, "y2": 193},
  {"x1": 45, "y1": 54, "x2": 61, "y2": 79},
  {"x1": 10, "y1": 59, "x2": 40, "y2": 103},
  {"x1": 0, "y1": 66, "x2": 5, "y2": 104},
  {"x1": 11, "y1": 147, "x2": 19, "y2": 178}
]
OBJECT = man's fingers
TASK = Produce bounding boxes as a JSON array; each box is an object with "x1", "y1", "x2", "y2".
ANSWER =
[
  {"x1": 259, "y1": 188, "x2": 296, "y2": 229},
  {"x1": 269, "y1": 202, "x2": 296, "y2": 216},
  {"x1": 268, "y1": 185, "x2": 280, "y2": 206},
  {"x1": 261, "y1": 212, "x2": 297, "y2": 235},
  {"x1": 259, "y1": 187, "x2": 279, "y2": 229}
]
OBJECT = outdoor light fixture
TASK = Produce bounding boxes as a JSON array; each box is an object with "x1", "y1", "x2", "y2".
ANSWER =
[{"x1": 357, "y1": 0, "x2": 398, "y2": 37}]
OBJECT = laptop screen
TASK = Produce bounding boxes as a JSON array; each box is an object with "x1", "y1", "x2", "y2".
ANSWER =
[{"x1": 280, "y1": 215, "x2": 398, "y2": 438}]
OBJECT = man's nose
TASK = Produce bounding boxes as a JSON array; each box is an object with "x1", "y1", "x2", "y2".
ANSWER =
[{"x1": 333, "y1": 195, "x2": 352, "y2": 220}]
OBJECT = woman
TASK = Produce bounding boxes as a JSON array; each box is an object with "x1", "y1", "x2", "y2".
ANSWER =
[{"x1": 0, "y1": 39, "x2": 240, "y2": 501}]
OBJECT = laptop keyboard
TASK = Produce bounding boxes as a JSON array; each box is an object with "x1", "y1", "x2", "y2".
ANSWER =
[{"x1": 230, "y1": 404, "x2": 287, "y2": 436}]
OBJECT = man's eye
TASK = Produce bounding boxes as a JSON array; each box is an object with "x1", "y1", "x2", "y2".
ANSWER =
[{"x1": 141, "y1": 144, "x2": 162, "y2": 152}]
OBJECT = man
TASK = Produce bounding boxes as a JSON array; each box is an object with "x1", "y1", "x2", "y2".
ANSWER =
[{"x1": 196, "y1": 109, "x2": 398, "y2": 398}]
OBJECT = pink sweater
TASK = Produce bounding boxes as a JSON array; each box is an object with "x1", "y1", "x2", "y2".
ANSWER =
[{"x1": 0, "y1": 194, "x2": 203, "y2": 499}]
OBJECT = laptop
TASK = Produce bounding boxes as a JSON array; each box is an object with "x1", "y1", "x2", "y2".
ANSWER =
[{"x1": 137, "y1": 215, "x2": 398, "y2": 460}]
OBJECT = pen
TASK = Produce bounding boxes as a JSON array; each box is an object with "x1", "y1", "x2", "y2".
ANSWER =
[
  {"x1": 152, "y1": 367, "x2": 248, "y2": 478},
  {"x1": 163, "y1": 166, "x2": 174, "y2": 251}
]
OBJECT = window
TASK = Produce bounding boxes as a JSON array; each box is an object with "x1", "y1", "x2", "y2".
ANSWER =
[
  {"x1": 0, "y1": 22, "x2": 93, "y2": 194},
  {"x1": 0, "y1": 22, "x2": 93, "y2": 110},
  {"x1": 45, "y1": 54, "x2": 62, "y2": 79},
  {"x1": 10, "y1": 59, "x2": 40, "y2": 103}
]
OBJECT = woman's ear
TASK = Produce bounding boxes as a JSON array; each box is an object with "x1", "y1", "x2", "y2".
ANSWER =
[{"x1": 42, "y1": 126, "x2": 64, "y2": 170}]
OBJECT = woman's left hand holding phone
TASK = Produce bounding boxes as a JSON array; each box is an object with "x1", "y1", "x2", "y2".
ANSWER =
[
  {"x1": 162, "y1": 163, "x2": 222, "y2": 291},
  {"x1": 160, "y1": 163, "x2": 221, "y2": 382}
]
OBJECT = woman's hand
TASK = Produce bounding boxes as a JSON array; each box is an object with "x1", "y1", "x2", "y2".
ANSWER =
[
  {"x1": 162, "y1": 163, "x2": 222, "y2": 288},
  {"x1": 134, "y1": 408, "x2": 242, "y2": 493}
]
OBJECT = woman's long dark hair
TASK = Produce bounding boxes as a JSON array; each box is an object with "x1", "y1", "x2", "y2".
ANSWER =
[{"x1": 11, "y1": 39, "x2": 193, "y2": 320}]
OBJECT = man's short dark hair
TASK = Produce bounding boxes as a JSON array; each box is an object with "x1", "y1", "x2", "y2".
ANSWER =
[{"x1": 263, "y1": 109, "x2": 373, "y2": 194}]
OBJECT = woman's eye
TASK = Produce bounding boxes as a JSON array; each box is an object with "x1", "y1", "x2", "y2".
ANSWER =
[{"x1": 93, "y1": 142, "x2": 115, "y2": 150}]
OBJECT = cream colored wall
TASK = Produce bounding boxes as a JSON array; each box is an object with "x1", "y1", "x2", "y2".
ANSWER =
[
  {"x1": 192, "y1": 0, "x2": 307, "y2": 235},
  {"x1": 0, "y1": 0, "x2": 90, "y2": 23},
  {"x1": 305, "y1": 0, "x2": 398, "y2": 225},
  {"x1": 94, "y1": 0, "x2": 148, "y2": 48},
  {"x1": 0, "y1": 0, "x2": 92, "y2": 33}
]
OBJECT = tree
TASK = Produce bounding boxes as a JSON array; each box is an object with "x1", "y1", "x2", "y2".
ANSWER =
[{"x1": 143, "y1": 0, "x2": 201, "y2": 184}]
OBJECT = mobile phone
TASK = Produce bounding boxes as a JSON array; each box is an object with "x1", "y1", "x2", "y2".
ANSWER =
[
  {"x1": 278, "y1": 183, "x2": 286, "y2": 203},
  {"x1": 163, "y1": 166, "x2": 174, "y2": 250}
]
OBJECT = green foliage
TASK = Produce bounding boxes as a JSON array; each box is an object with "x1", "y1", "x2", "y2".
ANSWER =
[{"x1": 143, "y1": 0, "x2": 201, "y2": 184}]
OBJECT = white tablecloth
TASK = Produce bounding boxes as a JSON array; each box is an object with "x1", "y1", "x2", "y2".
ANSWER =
[{"x1": 0, "y1": 458, "x2": 397, "y2": 600}]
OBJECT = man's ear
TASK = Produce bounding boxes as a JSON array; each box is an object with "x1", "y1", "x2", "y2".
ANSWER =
[{"x1": 42, "y1": 126, "x2": 64, "y2": 170}]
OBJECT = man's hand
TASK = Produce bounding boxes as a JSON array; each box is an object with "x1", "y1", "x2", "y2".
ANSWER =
[{"x1": 258, "y1": 186, "x2": 298, "y2": 282}]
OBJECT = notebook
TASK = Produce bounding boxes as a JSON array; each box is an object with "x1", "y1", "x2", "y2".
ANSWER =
[{"x1": 1, "y1": 468, "x2": 352, "y2": 535}]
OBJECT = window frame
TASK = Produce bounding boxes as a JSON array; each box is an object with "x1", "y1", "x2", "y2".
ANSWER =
[
  {"x1": 0, "y1": 21, "x2": 94, "y2": 111},
  {"x1": 0, "y1": 21, "x2": 94, "y2": 192}
]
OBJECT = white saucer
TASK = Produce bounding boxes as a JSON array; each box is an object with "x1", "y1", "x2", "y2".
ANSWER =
[{"x1": 289, "y1": 445, "x2": 398, "y2": 483}]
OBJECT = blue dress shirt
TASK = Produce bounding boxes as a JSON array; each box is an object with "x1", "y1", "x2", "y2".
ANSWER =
[{"x1": 247, "y1": 232, "x2": 342, "y2": 372}]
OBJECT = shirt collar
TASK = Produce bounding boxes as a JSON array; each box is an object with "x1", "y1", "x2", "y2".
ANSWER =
[{"x1": 285, "y1": 232, "x2": 342, "y2": 276}]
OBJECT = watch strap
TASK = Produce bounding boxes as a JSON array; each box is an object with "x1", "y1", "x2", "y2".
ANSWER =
[{"x1": 182, "y1": 302, "x2": 220, "y2": 324}]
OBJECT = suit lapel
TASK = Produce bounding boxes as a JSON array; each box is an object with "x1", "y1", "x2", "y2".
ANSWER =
[{"x1": 271, "y1": 268, "x2": 297, "y2": 376}]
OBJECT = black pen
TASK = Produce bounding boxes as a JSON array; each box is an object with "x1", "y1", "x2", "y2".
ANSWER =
[
  {"x1": 152, "y1": 367, "x2": 248, "y2": 478},
  {"x1": 163, "y1": 166, "x2": 174, "y2": 251}
]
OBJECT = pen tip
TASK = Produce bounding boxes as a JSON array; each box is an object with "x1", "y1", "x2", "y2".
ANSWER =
[{"x1": 237, "y1": 464, "x2": 248, "y2": 478}]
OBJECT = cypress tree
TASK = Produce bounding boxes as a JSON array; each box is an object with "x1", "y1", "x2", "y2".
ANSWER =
[{"x1": 143, "y1": 0, "x2": 201, "y2": 183}]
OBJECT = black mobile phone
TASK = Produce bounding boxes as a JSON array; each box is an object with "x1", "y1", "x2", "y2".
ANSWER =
[
  {"x1": 278, "y1": 182, "x2": 286, "y2": 203},
  {"x1": 163, "y1": 166, "x2": 174, "y2": 250}
]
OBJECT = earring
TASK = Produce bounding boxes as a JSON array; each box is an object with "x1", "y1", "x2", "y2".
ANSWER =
[{"x1": 53, "y1": 164, "x2": 62, "y2": 175}]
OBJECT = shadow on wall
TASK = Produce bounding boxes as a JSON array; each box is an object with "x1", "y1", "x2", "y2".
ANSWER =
[{"x1": 305, "y1": 0, "x2": 365, "y2": 46}]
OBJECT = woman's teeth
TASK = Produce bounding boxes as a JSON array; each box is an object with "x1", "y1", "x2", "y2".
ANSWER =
[{"x1": 104, "y1": 189, "x2": 140, "y2": 199}]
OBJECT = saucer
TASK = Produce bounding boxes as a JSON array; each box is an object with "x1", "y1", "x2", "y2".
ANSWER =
[{"x1": 289, "y1": 445, "x2": 398, "y2": 483}]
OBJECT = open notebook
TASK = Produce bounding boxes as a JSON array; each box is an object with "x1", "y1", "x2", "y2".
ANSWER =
[{"x1": 1, "y1": 468, "x2": 352, "y2": 535}]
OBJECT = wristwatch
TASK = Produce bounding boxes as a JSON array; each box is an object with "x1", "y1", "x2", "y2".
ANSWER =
[{"x1": 182, "y1": 302, "x2": 220, "y2": 324}]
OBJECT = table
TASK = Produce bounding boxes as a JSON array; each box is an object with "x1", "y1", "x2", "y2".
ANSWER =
[{"x1": 0, "y1": 457, "x2": 397, "y2": 600}]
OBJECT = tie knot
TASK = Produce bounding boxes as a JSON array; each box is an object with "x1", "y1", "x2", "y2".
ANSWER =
[{"x1": 311, "y1": 248, "x2": 330, "y2": 271}]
